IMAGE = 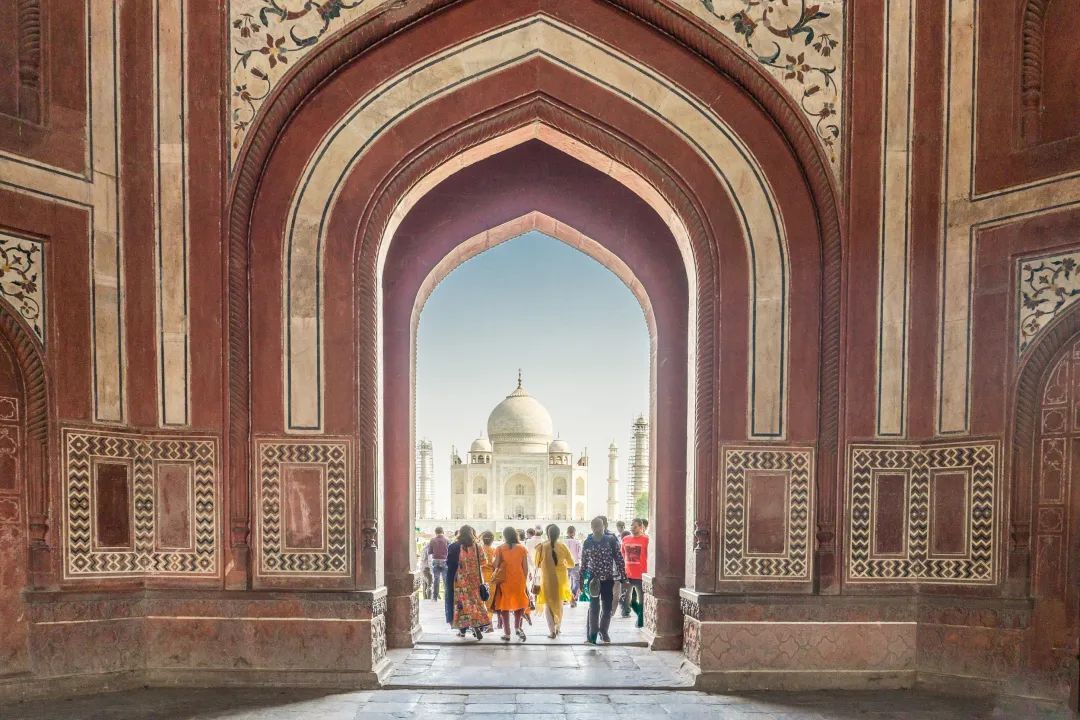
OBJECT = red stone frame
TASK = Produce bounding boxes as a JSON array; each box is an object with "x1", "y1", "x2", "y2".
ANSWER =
[
  {"x1": 227, "y1": 0, "x2": 843, "y2": 633},
  {"x1": 0, "y1": 300, "x2": 50, "y2": 586},
  {"x1": 1010, "y1": 304, "x2": 1080, "y2": 703},
  {"x1": 378, "y1": 138, "x2": 688, "y2": 645}
]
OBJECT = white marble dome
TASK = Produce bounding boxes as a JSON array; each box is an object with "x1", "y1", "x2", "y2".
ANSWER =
[
  {"x1": 548, "y1": 438, "x2": 570, "y2": 453},
  {"x1": 470, "y1": 436, "x2": 492, "y2": 453},
  {"x1": 487, "y1": 381, "x2": 554, "y2": 452}
]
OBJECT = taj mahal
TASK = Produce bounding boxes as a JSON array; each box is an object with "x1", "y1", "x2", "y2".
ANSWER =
[
  {"x1": 416, "y1": 373, "x2": 630, "y2": 527},
  {"x1": 451, "y1": 374, "x2": 589, "y2": 521}
]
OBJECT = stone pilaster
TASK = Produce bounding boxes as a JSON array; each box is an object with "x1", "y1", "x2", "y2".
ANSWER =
[
  {"x1": 385, "y1": 571, "x2": 421, "y2": 648},
  {"x1": 642, "y1": 573, "x2": 683, "y2": 650}
]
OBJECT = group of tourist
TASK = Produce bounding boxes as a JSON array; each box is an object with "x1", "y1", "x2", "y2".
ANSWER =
[{"x1": 419, "y1": 516, "x2": 649, "y2": 644}]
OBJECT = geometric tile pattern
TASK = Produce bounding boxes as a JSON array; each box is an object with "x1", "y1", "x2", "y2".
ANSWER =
[
  {"x1": 847, "y1": 441, "x2": 998, "y2": 583},
  {"x1": 63, "y1": 428, "x2": 218, "y2": 578},
  {"x1": 721, "y1": 446, "x2": 814, "y2": 580},
  {"x1": 256, "y1": 439, "x2": 350, "y2": 576}
]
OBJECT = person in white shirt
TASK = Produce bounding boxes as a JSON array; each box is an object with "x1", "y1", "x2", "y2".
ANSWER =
[
  {"x1": 564, "y1": 525, "x2": 583, "y2": 608},
  {"x1": 525, "y1": 527, "x2": 543, "y2": 578}
]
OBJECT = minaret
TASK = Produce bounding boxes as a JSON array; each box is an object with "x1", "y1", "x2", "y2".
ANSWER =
[
  {"x1": 607, "y1": 442, "x2": 619, "y2": 521},
  {"x1": 624, "y1": 415, "x2": 650, "y2": 520},
  {"x1": 416, "y1": 439, "x2": 433, "y2": 518}
]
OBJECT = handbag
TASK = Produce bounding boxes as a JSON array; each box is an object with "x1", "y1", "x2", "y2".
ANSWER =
[{"x1": 475, "y1": 545, "x2": 490, "y2": 602}]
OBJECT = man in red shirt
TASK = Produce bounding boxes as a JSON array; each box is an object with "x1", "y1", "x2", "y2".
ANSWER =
[{"x1": 620, "y1": 518, "x2": 649, "y2": 628}]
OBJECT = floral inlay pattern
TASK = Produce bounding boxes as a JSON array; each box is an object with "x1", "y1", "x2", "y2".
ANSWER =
[
  {"x1": 0, "y1": 232, "x2": 44, "y2": 344},
  {"x1": 687, "y1": 0, "x2": 843, "y2": 172},
  {"x1": 1018, "y1": 251, "x2": 1080, "y2": 354},
  {"x1": 230, "y1": 0, "x2": 370, "y2": 162},
  {"x1": 228, "y1": 0, "x2": 845, "y2": 176}
]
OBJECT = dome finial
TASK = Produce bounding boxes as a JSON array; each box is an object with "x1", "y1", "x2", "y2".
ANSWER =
[{"x1": 517, "y1": 368, "x2": 523, "y2": 389}]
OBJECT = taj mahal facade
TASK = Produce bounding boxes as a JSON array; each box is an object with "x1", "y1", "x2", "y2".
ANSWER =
[{"x1": 415, "y1": 374, "x2": 629, "y2": 531}]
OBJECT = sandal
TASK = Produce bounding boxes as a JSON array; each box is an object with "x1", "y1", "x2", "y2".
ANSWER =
[
  {"x1": 516, "y1": 629, "x2": 527, "y2": 642},
  {"x1": 473, "y1": 628, "x2": 483, "y2": 640},
  {"x1": 501, "y1": 634, "x2": 511, "y2": 642}
]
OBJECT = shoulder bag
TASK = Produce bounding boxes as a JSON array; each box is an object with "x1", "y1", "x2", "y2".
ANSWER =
[{"x1": 475, "y1": 545, "x2": 490, "y2": 601}]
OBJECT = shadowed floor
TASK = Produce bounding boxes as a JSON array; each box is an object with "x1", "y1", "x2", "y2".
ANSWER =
[{"x1": 0, "y1": 686, "x2": 1055, "y2": 720}]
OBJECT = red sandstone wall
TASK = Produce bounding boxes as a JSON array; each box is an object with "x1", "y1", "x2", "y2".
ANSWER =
[{"x1": 0, "y1": 0, "x2": 1076, "y2": 702}]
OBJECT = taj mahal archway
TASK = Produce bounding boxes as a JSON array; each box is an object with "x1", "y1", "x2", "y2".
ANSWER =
[
  {"x1": 505, "y1": 475, "x2": 537, "y2": 520},
  {"x1": 381, "y1": 136, "x2": 690, "y2": 649},
  {"x1": 413, "y1": 225, "x2": 652, "y2": 540},
  {"x1": 230, "y1": 0, "x2": 837, "y2": 672}
]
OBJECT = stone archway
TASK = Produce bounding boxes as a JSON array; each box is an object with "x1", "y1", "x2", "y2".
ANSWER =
[
  {"x1": 1010, "y1": 303, "x2": 1080, "y2": 705},
  {"x1": 505, "y1": 474, "x2": 537, "y2": 519},
  {"x1": 381, "y1": 137, "x2": 689, "y2": 648},
  {"x1": 231, "y1": 0, "x2": 841, "y2": 672}
]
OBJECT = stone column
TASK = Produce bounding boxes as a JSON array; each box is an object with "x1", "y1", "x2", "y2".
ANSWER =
[
  {"x1": 381, "y1": 274, "x2": 421, "y2": 647},
  {"x1": 643, "y1": 361, "x2": 687, "y2": 650}
]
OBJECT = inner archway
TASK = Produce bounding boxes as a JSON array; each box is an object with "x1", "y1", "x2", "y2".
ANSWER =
[
  {"x1": 412, "y1": 228, "x2": 653, "y2": 646},
  {"x1": 380, "y1": 137, "x2": 692, "y2": 658}
]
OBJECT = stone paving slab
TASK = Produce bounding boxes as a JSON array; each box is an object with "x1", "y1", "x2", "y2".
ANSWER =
[
  {"x1": 0, "y1": 687, "x2": 1068, "y2": 719},
  {"x1": 384, "y1": 642, "x2": 694, "y2": 689},
  {"x1": 417, "y1": 596, "x2": 646, "y2": 646}
]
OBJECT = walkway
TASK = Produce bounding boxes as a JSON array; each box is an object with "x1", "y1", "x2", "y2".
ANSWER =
[
  {"x1": 391, "y1": 594, "x2": 693, "y2": 689},
  {"x1": 0, "y1": 686, "x2": 1052, "y2": 719},
  {"x1": 416, "y1": 592, "x2": 646, "y2": 645}
]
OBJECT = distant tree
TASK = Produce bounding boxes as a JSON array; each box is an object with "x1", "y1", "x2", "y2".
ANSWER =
[{"x1": 634, "y1": 491, "x2": 649, "y2": 520}]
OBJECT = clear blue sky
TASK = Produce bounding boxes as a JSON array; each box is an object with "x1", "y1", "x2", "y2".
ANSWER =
[{"x1": 415, "y1": 231, "x2": 650, "y2": 517}]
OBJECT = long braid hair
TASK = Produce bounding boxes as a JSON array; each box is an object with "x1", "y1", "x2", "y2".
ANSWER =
[{"x1": 546, "y1": 523, "x2": 560, "y2": 566}]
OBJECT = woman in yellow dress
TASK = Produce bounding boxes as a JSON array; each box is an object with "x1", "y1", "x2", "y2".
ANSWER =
[
  {"x1": 479, "y1": 530, "x2": 497, "y2": 583},
  {"x1": 534, "y1": 523, "x2": 575, "y2": 639},
  {"x1": 492, "y1": 525, "x2": 531, "y2": 641}
]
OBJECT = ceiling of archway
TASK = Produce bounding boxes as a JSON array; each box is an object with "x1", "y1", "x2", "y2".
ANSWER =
[{"x1": 228, "y1": 0, "x2": 844, "y2": 175}]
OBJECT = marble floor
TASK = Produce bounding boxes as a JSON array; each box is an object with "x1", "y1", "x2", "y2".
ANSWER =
[{"x1": 0, "y1": 686, "x2": 1057, "y2": 719}]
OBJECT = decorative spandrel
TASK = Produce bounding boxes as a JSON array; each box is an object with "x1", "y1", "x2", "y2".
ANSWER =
[
  {"x1": 684, "y1": 0, "x2": 843, "y2": 172},
  {"x1": 228, "y1": 0, "x2": 845, "y2": 177},
  {"x1": 1019, "y1": 251, "x2": 1080, "y2": 354},
  {"x1": 0, "y1": 232, "x2": 44, "y2": 345}
]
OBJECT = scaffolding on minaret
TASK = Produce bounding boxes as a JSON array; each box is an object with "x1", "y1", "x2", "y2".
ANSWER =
[
  {"x1": 416, "y1": 438, "x2": 433, "y2": 519},
  {"x1": 623, "y1": 415, "x2": 650, "y2": 520},
  {"x1": 606, "y1": 442, "x2": 619, "y2": 522}
]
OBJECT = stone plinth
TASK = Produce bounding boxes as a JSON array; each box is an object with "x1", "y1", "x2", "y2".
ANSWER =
[
  {"x1": 1, "y1": 589, "x2": 391, "y2": 702},
  {"x1": 680, "y1": 590, "x2": 1040, "y2": 696}
]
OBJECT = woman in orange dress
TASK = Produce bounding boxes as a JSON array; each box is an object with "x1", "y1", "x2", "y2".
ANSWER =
[{"x1": 492, "y1": 525, "x2": 531, "y2": 641}]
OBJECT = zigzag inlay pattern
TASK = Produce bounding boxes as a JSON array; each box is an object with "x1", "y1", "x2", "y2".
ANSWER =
[
  {"x1": 721, "y1": 446, "x2": 814, "y2": 580},
  {"x1": 847, "y1": 441, "x2": 997, "y2": 583},
  {"x1": 256, "y1": 439, "x2": 350, "y2": 576},
  {"x1": 63, "y1": 429, "x2": 218, "y2": 578}
]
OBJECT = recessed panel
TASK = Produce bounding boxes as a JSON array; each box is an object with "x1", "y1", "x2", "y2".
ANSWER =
[
  {"x1": 155, "y1": 462, "x2": 193, "y2": 551},
  {"x1": 282, "y1": 464, "x2": 325, "y2": 551},
  {"x1": 94, "y1": 461, "x2": 132, "y2": 549},
  {"x1": 872, "y1": 472, "x2": 907, "y2": 556},
  {"x1": 929, "y1": 471, "x2": 968, "y2": 557},
  {"x1": 745, "y1": 471, "x2": 787, "y2": 556}
]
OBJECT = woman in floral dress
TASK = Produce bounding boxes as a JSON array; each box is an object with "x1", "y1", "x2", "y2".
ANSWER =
[{"x1": 449, "y1": 525, "x2": 490, "y2": 640}]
